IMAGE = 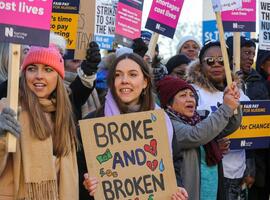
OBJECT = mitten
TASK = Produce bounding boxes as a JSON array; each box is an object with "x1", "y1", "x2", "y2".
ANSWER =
[
  {"x1": 81, "y1": 41, "x2": 101, "y2": 76},
  {"x1": 0, "y1": 107, "x2": 21, "y2": 137}
]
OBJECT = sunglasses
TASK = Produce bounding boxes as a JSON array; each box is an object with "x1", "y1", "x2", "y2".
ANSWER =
[{"x1": 203, "y1": 57, "x2": 224, "y2": 66}]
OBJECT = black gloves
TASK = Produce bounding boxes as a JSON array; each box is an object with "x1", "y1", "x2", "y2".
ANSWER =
[
  {"x1": 81, "y1": 41, "x2": 101, "y2": 76},
  {"x1": 132, "y1": 38, "x2": 148, "y2": 58},
  {"x1": 0, "y1": 107, "x2": 21, "y2": 138}
]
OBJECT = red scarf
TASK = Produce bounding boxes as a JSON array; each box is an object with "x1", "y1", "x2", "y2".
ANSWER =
[{"x1": 168, "y1": 108, "x2": 223, "y2": 166}]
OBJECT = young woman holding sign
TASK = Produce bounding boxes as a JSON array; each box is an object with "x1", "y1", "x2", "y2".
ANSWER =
[
  {"x1": 79, "y1": 53, "x2": 189, "y2": 200},
  {"x1": 0, "y1": 45, "x2": 78, "y2": 200}
]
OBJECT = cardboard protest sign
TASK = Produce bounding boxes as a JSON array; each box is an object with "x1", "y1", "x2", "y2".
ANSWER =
[
  {"x1": 50, "y1": 0, "x2": 80, "y2": 59},
  {"x1": 79, "y1": 110, "x2": 177, "y2": 200},
  {"x1": 222, "y1": 0, "x2": 256, "y2": 32},
  {"x1": 115, "y1": 0, "x2": 144, "y2": 47},
  {"x1": 0, "y1": 0, "x2": 52, "y2": 46},
  {"x1": 145, "y1": 0, "x2": 184, "y2": 38},
  {"x1": 228, "y1": 101, "x2": 270, "y2": 149},
  {"x1": 259, "y1": 0, "x2": 270, "y2": 50},
  {"x1": 74, "y1": 0, "x2": 95, "y2": 60}
]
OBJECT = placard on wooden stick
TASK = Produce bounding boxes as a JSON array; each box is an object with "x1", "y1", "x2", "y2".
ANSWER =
[
  {"x1": 211, "y1": 0, "x2": 237, "y2": 113},
  {"x1": 79, "y1": 110, "x2": 177, "y2": 200},
  {"x1": 0, "y1": 0, "x2": 52, "y2": 152}
]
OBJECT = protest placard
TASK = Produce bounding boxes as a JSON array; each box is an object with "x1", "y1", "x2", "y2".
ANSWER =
[
  {"x1": 228, "y1": 101, "x2": 270, "y2": 149},
  {"x1": 79, "y1": 110, "x2": 177, "y2": 200},
  {"x1": 259, "y1": 0, "x2": 270, "y2": 50},
  {"x1": 50, "y1": 0, "x2": 80, "y2": 59},
  {"x1": 94, "y1": 0, "x2": 118, "y2": 50},
  {"x1": 145, "y1": 0, "x2": 184, "y2": 38},
  {"x1": 0, "y1": 0, "x2": 52, "y2": 46},
  {"x1": 115, "y1": 0, "x2": 144, "y2": 47},
  {"x1": 0, "y1": 0, "x2": 52, "y2": 151},
  {"x1": 202, "y1": 20, "x2": 251, "y2": 43},
  {"x1": 203, "y1": 0, "x2": 250, "y2": 43},
  {"x1": 222, "y1": 0, "x2": 256, "y2": 32},
  {"x1": 211, "y1": 0, "x2": 242, "y2": 12},
  {"x1": 74, "y1": 0, "x2": 95, "y2": 60}
]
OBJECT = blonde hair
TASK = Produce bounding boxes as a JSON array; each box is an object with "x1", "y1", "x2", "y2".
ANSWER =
[{"x1": 19, "y1": 74, "x2": 77, "y2": 156}]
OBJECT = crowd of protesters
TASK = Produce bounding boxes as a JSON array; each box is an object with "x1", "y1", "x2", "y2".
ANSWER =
[{"x1": 0, "y1": 29, "x2": 269, "y2": 200}]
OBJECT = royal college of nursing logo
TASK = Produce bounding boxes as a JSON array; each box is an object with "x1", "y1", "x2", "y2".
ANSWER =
[
  {"x1": 5, "y1": 27, "x2": 14, "y2": 37},
  {"x1": 4, "y1": 27, "x2": 28, "y2": 39},
  {"x1": 232, "y1": 22, "x2": 245, "y2": 30},
  {"x1": 240, "y1": 140, "x2": 252, "y2": 147},
  {"x1": 155, "y1": 23, "x2": 165, "y2": 32}
]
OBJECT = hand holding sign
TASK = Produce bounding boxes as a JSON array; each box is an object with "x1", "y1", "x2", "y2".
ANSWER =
[
  {"x1": 0, "y1": 107, "x2": 21, "y2": 138},
  {"x1": 83, "y1": 174, "x2": 99, "y2": 196},
  {"x1": 79, "y1": 110, "x2": 178, "y2": 199}
]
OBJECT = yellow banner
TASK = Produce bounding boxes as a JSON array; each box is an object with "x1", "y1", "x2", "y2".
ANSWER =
[
  {"x1": 228, "y1": 115, "x2": 270, "y2": 139},
  {"x1": 51, "y1": 13, "x2": 79, "y2": 49}
]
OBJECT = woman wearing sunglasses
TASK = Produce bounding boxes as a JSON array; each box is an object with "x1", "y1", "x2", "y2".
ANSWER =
[{"x1": 186, "y1": 41, "x2": 249, "y2": 200}]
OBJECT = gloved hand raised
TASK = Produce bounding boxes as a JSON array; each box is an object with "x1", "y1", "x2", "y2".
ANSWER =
[
  {"x1": 132, "y1": 38, "x2": 148, "y2": 58},
  {"x1": 81, "y1": 41, "x2": 101, "y2": 76},
  {"x1": 0, "y1": 107, "x2": 21, "y2": 138}
]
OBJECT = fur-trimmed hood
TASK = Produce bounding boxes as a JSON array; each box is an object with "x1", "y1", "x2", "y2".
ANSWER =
[{"x1": 186, "y1": 59, "x2": 221, "y2": 93}]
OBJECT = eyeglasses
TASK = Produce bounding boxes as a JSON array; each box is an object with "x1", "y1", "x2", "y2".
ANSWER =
[{"x1": 203, "y1": 57, "x2": 224, "y2": 66}]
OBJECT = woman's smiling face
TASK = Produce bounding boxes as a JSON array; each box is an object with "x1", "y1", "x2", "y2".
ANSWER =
[{"x1": 114, "y1": 58, "x2": 147, "y2": 106}]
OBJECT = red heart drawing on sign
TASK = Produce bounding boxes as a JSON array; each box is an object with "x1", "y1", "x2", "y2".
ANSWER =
[
  {"x1": 144, "y1": 139, "x2": 157, "y2": 156},
  {"x1": 146, "y1": 160, "x2": 158, "y2": 171}
]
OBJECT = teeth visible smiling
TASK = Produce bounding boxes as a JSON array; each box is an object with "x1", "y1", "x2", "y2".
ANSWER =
[
  {"x1": 34, "y1": 83, "x2": 45, "y2": 88},
  {"x1": 121, "y1": 88, "x2": 131, "y2": 93}
]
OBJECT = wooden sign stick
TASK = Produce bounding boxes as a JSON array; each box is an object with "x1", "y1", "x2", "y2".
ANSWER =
[
  {"x1": 233, "y1": 32, "x2": 241, "y2": 73},
  {"x1": 6, "y1": 44, "x2": 21, "y2": 152},
  {"x1": 145, "y1": 32, "x2": 159, "y2": 62},
  {"x1": 215, "y1": 12, "x2": 238, "y2": 114},
  {"x1": 215, "y1": 12, "x2": 233, "y2": 85}
]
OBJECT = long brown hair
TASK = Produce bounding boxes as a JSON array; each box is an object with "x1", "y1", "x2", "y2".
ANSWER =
[
  {"x1": 107, "y1": 53, "x2": 155, "y2": 113},
  {"x1": 19, "y1": 73, "x2": 77, "y2": 157}
]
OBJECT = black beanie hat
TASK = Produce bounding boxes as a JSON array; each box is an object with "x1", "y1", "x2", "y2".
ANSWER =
[{"x1": 166, "y1": 54, "x2": 191, "y2": 74}]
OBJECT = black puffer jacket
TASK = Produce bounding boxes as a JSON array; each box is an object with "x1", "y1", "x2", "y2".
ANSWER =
[
  {"x1": 243, "y1": 68, "x2": 269, "y2": 100},
  {"x1": 256, "y1": 49, "x2": 270, "y2": 95},
  {"x1": 246, "y1": 49, "x2": 270, "y2": 189}
]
